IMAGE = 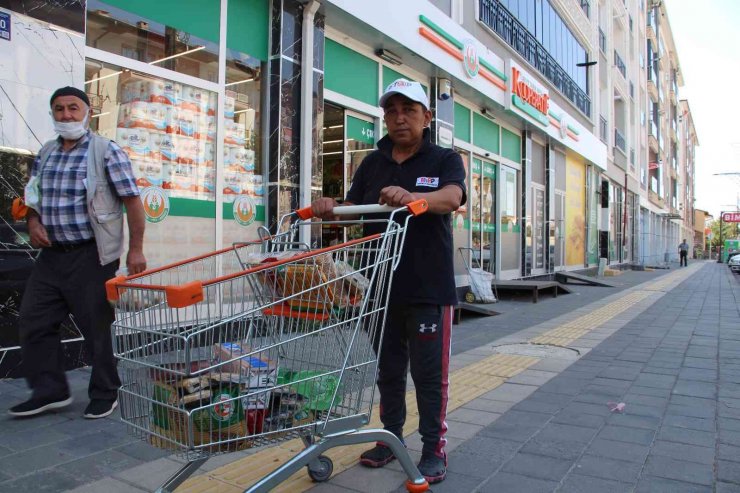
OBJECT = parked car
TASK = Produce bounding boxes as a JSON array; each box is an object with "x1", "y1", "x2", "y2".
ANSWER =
[{"x1": 729, "y1": 254, "x2": 740, "y2": 274}]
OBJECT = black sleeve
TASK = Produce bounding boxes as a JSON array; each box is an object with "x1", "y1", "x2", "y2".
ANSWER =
[{"x1": 438, "y1": 149, "x2": 467, "y2": 206}]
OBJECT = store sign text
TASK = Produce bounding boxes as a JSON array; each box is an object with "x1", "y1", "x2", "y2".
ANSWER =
[
  {"x1": 722, "y1": 212, "x2": 740, "y2": 223},
  {"x1": 511, "y1": 67, "x2": 549, "y2": 118}
]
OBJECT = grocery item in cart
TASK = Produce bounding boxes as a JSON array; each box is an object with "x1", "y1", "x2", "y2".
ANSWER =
[{"x1": 212, "y1": 342, "x2": 278, "y2": 387}]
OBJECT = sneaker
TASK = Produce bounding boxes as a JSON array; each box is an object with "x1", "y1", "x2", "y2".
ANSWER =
[
  {"x1": 417, "y1": 451, "x2": 447, "y2": 484},
  {"x1": 83, "y1": 399, "x2": 118, "y2": 419},
  {"x1": 359, "y1": 443, "x2": 396, "y2": 468},
  {"x1": 8, "y1": 395, "x2": 73, "y2": 417}
]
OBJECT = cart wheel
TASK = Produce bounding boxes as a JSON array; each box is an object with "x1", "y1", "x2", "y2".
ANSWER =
[
  {"x1": 405, "y1": 479, "x2": 430, "y2": 492},
  {"x1": 464, "y1": 291, "x2": 476, "y2": 303},
  {"x1": 308, "y1": 455, "x2": 333, "y2": 482}
]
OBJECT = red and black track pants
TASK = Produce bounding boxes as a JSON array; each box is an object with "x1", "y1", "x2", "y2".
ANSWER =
[{"x1": 373, "y1": 304, "x2": 452, "y2": 459}]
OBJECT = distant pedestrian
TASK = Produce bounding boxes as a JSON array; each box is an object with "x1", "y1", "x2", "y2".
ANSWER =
[
  {"x1": 8, "y1": 86, "x2": 146, "y2": 419},
  {"x1": 678, "y1": 239, "x2": 689, "y2": 267}
]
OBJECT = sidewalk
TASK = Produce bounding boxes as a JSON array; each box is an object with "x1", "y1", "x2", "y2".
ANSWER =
[{"x1": 0, "y1": 261, "x2": 737, "y2": 492}]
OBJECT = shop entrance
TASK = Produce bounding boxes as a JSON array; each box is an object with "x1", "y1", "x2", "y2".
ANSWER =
[
  {"x1": 553, "y1": 191, "x2": 565, "y2": 271},
  {"x1": 321, "y1": 103, "x2": 376, "y2": 245},
  {"x1": 470, "y1": 157, "x2": 496, "y2": 275}
]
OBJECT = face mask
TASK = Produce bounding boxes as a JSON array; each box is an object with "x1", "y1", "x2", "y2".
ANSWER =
[{"x1": 52, "y1": 113, "x2": 89, "y2": 140}]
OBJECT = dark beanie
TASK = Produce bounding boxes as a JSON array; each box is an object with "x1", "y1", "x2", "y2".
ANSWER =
[{"x1": 49, "y1": 86, "x2": 90, "y2": 107}]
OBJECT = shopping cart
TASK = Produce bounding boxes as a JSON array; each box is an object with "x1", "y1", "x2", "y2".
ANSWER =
[
  {"x1": 105, "y1": 201, "x2": 431, "y2": 493},
  {"x1": 458, "y1": 247, "x2": 497, "y2": 304}
]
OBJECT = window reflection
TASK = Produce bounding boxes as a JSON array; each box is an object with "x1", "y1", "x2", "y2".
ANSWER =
[{"x1": 87, "y1": 0, "x2": 219, "y2": 81}]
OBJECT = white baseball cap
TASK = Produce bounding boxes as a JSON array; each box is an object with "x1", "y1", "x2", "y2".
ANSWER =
[{"x1": 379, "y1": 79, "x2": 429, "y2": 110}]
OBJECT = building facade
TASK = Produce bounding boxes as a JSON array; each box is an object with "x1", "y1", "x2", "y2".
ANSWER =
[{"x1": 0, "y1": 0, "x2": 699, "y2": 370}]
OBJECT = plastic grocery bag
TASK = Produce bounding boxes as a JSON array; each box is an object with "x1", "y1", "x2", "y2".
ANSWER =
[{"x1": 469, "y1": 267, "x2": 496, "y2": 303}]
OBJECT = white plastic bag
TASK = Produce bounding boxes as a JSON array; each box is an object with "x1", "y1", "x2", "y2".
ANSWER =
[{"x1": 469, "y1": 268, "x2": 496, "y2": 303}]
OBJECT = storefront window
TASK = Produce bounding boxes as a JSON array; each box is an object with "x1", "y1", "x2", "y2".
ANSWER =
[
  {"x1": 452, "y1": 149, "x2": 470, "y2": 276},
  {"x1": 500, "y1": 164, "x2": 521, "y2": 274},
  {"x1": 86, "y1": 0, "x2": 220, "y2": 82},
  {"x1": 85, "y1": 61, "x2": 211, "y2": 266},
  {"x1": 222, "y1": 52, "x2": 264, "y2": 250}
]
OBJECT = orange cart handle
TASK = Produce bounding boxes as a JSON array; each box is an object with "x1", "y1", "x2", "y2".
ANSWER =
[{"x1": 296, "y1": 199, "x2": 428, "y2": 220}]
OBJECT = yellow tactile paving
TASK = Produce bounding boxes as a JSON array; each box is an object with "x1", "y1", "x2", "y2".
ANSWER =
[
  {"x1": 176, "y1": 353, "x2": 539, "y2": 493},
  {"x1": 178, "y1": 265, "x2": 698, "y2": 493}
]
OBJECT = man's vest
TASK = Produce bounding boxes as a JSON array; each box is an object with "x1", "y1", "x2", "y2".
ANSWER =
[{"x1": 36, "y1": 134, "x2": 125, "y2": 266}]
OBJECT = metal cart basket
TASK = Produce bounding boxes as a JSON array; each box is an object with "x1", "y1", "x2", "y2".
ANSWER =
[{"x1": 105, "y1": 201, "x2": 430, "y2": 493}]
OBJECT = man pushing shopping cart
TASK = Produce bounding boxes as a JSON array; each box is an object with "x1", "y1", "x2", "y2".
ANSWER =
[{"x1": 311, "y1": 78, "x2": 467, "y2": 484}]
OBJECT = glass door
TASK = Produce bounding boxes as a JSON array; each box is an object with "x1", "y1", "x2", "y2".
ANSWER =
[
  {"x1": 470, "y1": 158, "x2": 496, "y2": 274},
  {"x1": 499, "y1": 164, "x2": 521, "y2": 279},
  {"x1": 531, "y1": 184, "x2": 547, "y2": 275},
  {"x1": 320, "y1": 104, "x2": 375, "y2": 246},
  {"x1": 553, "y1": 192, "x2": 565, "y2": 271}
]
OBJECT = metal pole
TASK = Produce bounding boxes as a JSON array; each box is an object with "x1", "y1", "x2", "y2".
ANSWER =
[{"x1": 717, "y1": 211, "x2": 724, "y2": 263}]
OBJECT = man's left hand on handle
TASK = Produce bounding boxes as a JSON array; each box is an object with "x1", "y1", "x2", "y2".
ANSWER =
[{"x1": 379, "y1": 186, "x2": 417, "y2": 207}]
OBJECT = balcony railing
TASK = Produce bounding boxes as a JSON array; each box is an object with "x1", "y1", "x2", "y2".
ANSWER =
[
  {"x1": 479, "y1": 0, "x2": 591, "y2": 117},
  {"x1": 614, "y1": 50, "x2": 626, "y2": 78},
  {"x1": 615, "y1": 128, "x2": 626, "y2": 153},
  {"x1": 599, "y1": 28, "x2": 606, "y2": 54},
  {"x1": 600, "y1": 116, "x2": 608, "y2": 143}
]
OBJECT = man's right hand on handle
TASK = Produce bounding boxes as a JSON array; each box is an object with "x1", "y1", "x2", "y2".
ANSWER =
[
  {"x1": 310, "y1": 197, "x2": 340, "y2": 220},
  {"x1": 28, "y1": 216, "x2": 51, "y2": 248}
]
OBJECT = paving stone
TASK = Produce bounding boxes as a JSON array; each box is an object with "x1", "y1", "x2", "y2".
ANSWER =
[
  {"x1": 718, "y1": 460, "x2": 740, "y2": 484},
  {"x1": 111, "y1": 457, "x2": 186, "y2": 491},
  {"x1": 501, "y1": 452, "x2": 573, "y2": 481},
  {"x1": 446, "y1": 450, "x2": 509, "y2": 479},
  {"x1": 0, "y1": 446, "x2": 78, "y2": 479},
  {"x1": 535, "y1": 423, "x2": 597, "y2": 444},
  {"x1": 452, "y1": 436, "x2": 521, "y2": 460},
  {"x1": 485, "y1": 383, "x2": 539, "y2": 402},
  {"x1": 510, "y1": 398, "x2": 564, "y2": 415},
  {"x1": 493, "y1": 410, "x2": 552, "y2": 427},
  {"x1": 559, "y1": 473, "x2": 633, "y2": 493},
  {"x1": 657, "y1": 426, "x2": 715, "y2": 448},
  {"x1": 519, "y1": 437, "x2": 586, "y2": 461},
  {"x1": 679, "y1": 368, "x2": 718, "y2": 382},
  {"x1": 447, "y1": 407, "x2": 500, "y2": 426},
  {"x1": 633, "y1": 373, "x2": 676, "y2": 389},
  {"x1": 597, "y1": 425, "x2": 655, "y2": 446},
  {"x1": 479, "y1": 471, "x2": 559, "y2": 493},
  {"x1": 718, "y1": 443, "x2": 740, "y2": 463},
  {"x1": 551, "y1": 410, "x2": 606, "y2": 429},
  {"x1": 585, "y1": 437, "x2": 650, "y2": 463},
  {"x1": 607, "y1": 412, "x2": 661, "y2": 430},
  {"x1": 408, "y1": 471, "x2": 482, "y2": 493},
  {"x1": 673, "y1": 380, "x2": 717, "y2": 399},
  {"x1": 0, "y1": 425, "x2": 71, "y2": 452},
  {"x1": 635, "y1": 476, "x2": 713, "y2": 493},
  {"x1": 574, "y1": 454, "x2": 642, "y2": 482},
  {"x1": 0, "y1": 469, "x2": 84, "y2": 492},
  {"x1": 651, "y1": 440, "x2": 714, "y2": 465},
  {"x1": 644, "y1": 455, "x2": 714, "y2": 486},
  {"x1": 57, "y1": 449, "x2": 144, "y2": 484},
  {"x1": 663, "y1": 414, "x2": 715, "y2": 432},
  {"x1": 114, "y1": 442, "x2": 172, "y2": 462}
]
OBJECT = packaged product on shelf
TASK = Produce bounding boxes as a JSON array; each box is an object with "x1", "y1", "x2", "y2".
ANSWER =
[
  {"x1": 195, "y1": 166, "x2": 215, "y2": 199},
  {"x1": 206, "y1": 93, "x2": 218, "y2": 117},
  {"x1": 174, "y1": 136, "x2": 198, "y2": 165},
  {"x1": 252, "y1": 175, "x2": 264, "y2": 196},
  {"x1": 180, "y1": 86, "x2": 208, "y2": 113},
  {"x1": 133, "y1": 160, "x2": 163, "y2": 188},
  {"x1": 163, "y1": 163, "x2": 195, "y2": 196},
  {"x1": 232, "y1": 122, "x2": 247, "y2": 146},
  {"x1": 150, "y1": 132, "x2": 177, "y2": 163},
  {"x1": 243, "y1": 149, "x2": 255, "y2": 172},
  {"x1": 202, "y1": 142, "x2": 215, "y2": 167},
  {"x1": 224, "y1": 120, "x2": 239, "y2": 145},
  {"x1": 158, "y1": 81, "x2": 182, "y2": 106},
  {"x1": 230, "y1": 146, "x2": 250, "y2": 172},
  {"x1": 224, "y1": 95, "x2": 235, "y2": 120},
  {"x1": 145, "y1": 103, "x2": 167, "y2": 131},
  {"x1": 140, "y1": 79, "x2": 166, "y2": 105},
  {"x1": 165, "y1": 105, "x2": 180, "y2": 134},
  {"x1": 175, "y1": 109, "x2": 197, "y2": 138},
  {"x1": 118, "y1": 101, "x2": 147, "y2": 128},
  {"x1": 117, "y1": 128, "x2": 151, "y2": 161},
  {"x1": 223, "y1": 144, "x2": 238, "y2": 170},
  {"x1": 194, "y1": 113, "x2": 214, "y2": 141},
  {"x1": 120, "y1": 80, "x2": 142, "y2": 104},
  {"x1": 223, "y1": 170, "x2": 242, "y2": 195}
]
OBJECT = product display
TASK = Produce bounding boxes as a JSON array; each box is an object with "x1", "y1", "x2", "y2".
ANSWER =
[{"x1": 114, "y1": 74, "x2": 259, "y2": 202}]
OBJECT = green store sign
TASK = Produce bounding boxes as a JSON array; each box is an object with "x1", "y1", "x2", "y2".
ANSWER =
[{"x1": 346, "y1": 116, "x2": 375, "y2": 145}]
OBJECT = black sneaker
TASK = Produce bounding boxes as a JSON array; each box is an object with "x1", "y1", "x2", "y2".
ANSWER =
[
  {"x1": 417, "y1": 451, "x2": 447, "y2": 484},
  {"x1": 359, "y1": 443, "x2": 396, "y2": 468},
  {"x1": 8, "y1": 395, "x2": 73, "y2": 417},
  {"x1": 83, "y1": 399, "x2": 118, "y2": 419}
]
